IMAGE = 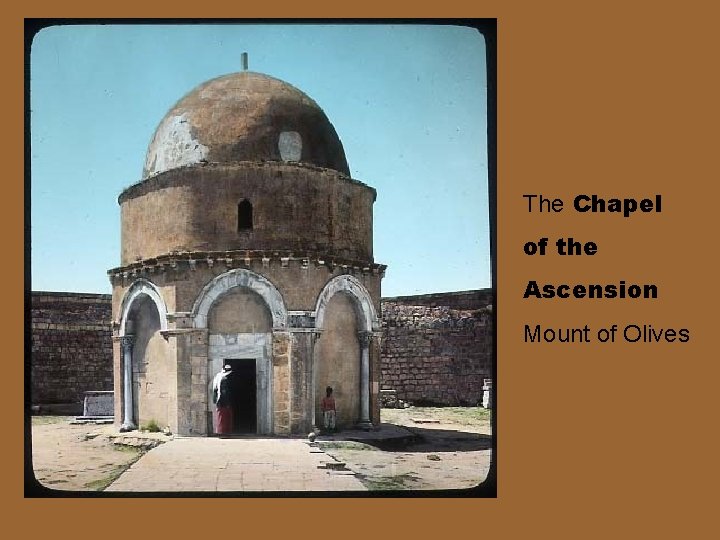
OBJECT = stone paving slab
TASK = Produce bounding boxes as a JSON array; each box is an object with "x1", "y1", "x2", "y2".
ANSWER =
[
  {"x1": 315, "y1": 423, "x2": 418, "y2": 446},
  {"x1": 106, "y1": 437, "x2": 366, "y2": 493}
]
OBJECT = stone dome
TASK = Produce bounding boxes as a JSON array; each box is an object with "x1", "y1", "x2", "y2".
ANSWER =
[{"x1": 142, "y1": 72, "x2": 350, "y2": 179}]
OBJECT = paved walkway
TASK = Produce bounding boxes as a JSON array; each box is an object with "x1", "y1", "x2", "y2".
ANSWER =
[{"x1": 106, "y1": 437, "x2": 366, "y2": 492}]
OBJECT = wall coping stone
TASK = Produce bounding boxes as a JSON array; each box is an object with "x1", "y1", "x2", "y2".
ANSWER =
[{"x1": 108, "y1": 250, "x2": 386, "y2": 283}]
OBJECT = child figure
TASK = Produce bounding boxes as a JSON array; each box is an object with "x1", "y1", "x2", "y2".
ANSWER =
[{"x1": 321, "y1": 386, "x2": 336, "y2": 432}]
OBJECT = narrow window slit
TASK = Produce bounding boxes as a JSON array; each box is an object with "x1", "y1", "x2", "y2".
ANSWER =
[{"x1": 238, "y1": 199, "x2": 253, "y2": 231}]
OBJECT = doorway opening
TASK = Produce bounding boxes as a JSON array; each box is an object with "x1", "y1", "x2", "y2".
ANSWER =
[{"x1": 225, "y1": 358, "x2": 257, "y2": 434}]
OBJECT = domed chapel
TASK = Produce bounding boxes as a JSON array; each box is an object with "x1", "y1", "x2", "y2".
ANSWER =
[{"x1": 107, "y1": 69, "x2": 386, "y2": 436}]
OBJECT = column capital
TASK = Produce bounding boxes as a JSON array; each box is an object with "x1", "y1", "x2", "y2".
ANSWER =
[
  {"x1": 358, "y1": 332, "x2": 372, "y2": 426},
  {"x1": 121, "y1": 334, "x2": 136, "y2": 431},
  {"x1": 358, "y1": 330, "x2": 373, "y2": 347}
]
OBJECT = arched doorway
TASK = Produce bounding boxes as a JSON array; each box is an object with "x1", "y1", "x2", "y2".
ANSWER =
[
  {"x1": 192, "y1": 268, "x2": 288, "y2": 436},
  {"x1": 314, "y1": 275, "x2": 380, "y2": 430},
  {"x1": 314, "y1": 292, "x2": 361, "y2": 428},
  {"x1": 118, "y1": 280, "x2": 170, "y2": 431},
  {"x1": 206, "y1": 287, "x2": 272, "y2": 435}
]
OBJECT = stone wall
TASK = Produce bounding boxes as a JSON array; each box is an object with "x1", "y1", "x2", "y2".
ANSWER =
[
  {"x1": 119, "y1": 163, "x2": 376, "y2": 265},
  {"x1": 380, "y1": 290, "x2": 493, "y2": 406},
  {"x1": 31, "y1": 288, "x2": 494, "y2": 411},
  {"x1": 31, "y1": 292, "x2": 114, "y2": 406}
]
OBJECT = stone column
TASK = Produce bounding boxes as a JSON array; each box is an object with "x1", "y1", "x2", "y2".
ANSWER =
[
  {"x1": 309, "y1": 330, "x2": 322, "y2": 432},
  {"x1": 272, "y1": 331, "x2": 292, "y2": 434},
  {"x1": 370, "y1": 331, "x2": 383, "y2": 425},
  {"x1": 120, "y1": 335, "x2": 136, "y2": 432},
  {"x1": 357, "y1": 331, "x2": 374, "y2": 429}
]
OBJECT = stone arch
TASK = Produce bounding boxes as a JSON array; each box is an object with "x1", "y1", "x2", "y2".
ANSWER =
[
  {"x1": 192, "y1": 268, "x2": 287, "y2": 329},
  {"x1": 117, "y1": 278, "x2": 170, "y2": 432},
  {"x1": 313, "y1": 274, "x2": 379, "y2": 429},
  {"x1": 314, "y1": 274, "x2": 379, "y2": 332},
  {"x1": 119, "y1": 279, "x2": 168, "y2": 336}
]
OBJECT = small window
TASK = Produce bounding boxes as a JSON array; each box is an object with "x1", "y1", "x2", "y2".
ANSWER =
[{"x1": 238, "y1": 199, "x2": 253, "y2": 231}]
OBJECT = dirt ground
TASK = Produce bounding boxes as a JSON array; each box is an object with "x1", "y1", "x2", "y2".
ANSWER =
[
  {"x1": 319, "y1": 406, "x2": 493, "y2": 491},
  {"x1": 29, "y1": 407, "x2": 492, "y2": 492},
  {"x1": 30, "y1": 417, "x2": 149, "y2": 491}
]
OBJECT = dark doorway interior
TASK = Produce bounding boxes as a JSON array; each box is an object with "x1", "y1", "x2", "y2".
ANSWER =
[{"x1": 225, "y1": 358, "x2": 257, "y2": 434}]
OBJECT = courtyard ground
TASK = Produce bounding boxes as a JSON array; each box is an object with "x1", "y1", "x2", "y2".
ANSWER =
[
  {"x1": 318, "y1": 406, "x2": 492, "y2": 490},
  {"x1": 30, "y1": 416, "x2": 168, "y2": 491},
  {"x1": 29, "y1": 407, "x2": 492, "y2": 492}
]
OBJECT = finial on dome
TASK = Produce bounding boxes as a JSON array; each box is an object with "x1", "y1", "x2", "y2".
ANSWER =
[{"x1": 241, "y1": 52, "x2": 248, "y2": 71}]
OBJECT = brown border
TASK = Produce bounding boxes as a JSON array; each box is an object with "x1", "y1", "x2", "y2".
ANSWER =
[{"x1": 16, "y1": 4, "x2": 720, "y2": 537}]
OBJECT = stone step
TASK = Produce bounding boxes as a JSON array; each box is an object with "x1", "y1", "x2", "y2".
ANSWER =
[
  {"x1": 70, "y1": 416, "x2": 114, "y2": 424},
  {"x1": 319, "y1": 461, "x2": 348, "y2": 471}
]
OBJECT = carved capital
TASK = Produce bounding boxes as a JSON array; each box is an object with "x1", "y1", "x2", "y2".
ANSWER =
[
  {"x1": 120, "y1": 335, "x2": 135, "y2": 350},
  {"x1": 358, "y1": 331, "x2": 373, "y2": 347}
]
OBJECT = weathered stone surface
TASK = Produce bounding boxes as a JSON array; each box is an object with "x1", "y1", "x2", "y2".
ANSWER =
[
  {"x1": 33, "y1": 288, "x2": 494, "y2": 429},
  {"x1": 208, "y1": 288, "x2": 272, "y2": 333},
  {"x1": 380, "y1": 290, "x2": 494, "y2": 406},
  {"x1": 383, "y1": 290, "x2": 493, "y2": 311},
  {"x1": 31, "y1": 292, "x2": 113, "y2": 405},
  {"x1": 120, "y1": 163, "x2": 375, "y2": 265},
  {"x1": 314, "y1": 293, "x2": 360, "y2": 428},
  {"x1": 142, "y1": 72, "x2": 350, "y2": 179},
  {"x1": 290, "y1": 332, "x2": 313, "y2": 433},
  {"x1": 81, "y1": 391, "x2": 114, "y2": 417},
  {"x1": 272, "y1": 333, "x2": 291, "y2": 358},
  {"x1": 112, "y1": 257, "x2": 383, "y2": 318}
]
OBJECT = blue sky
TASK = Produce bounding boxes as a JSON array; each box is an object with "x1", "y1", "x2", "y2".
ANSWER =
[{"x1": 30, "y1": 24, "x2": 489, "y2": 297}]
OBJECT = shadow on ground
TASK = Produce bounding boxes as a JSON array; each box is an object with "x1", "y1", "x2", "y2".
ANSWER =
[{"x1": 361, "y1": 426, "x2": 492, "y2": 453}]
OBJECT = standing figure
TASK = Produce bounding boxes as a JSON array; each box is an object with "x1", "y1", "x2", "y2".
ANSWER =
[
  {"x1": 321, "y1": 386, "x2": 336, "y2": 432},
  {"x1": 212, "y1": 364, "x2": 233, "y2": 434}
]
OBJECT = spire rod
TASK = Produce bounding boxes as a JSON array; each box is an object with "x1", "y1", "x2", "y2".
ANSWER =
[{"x1": 241, "y1": 52, "x2": 248, "y2": 71}]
